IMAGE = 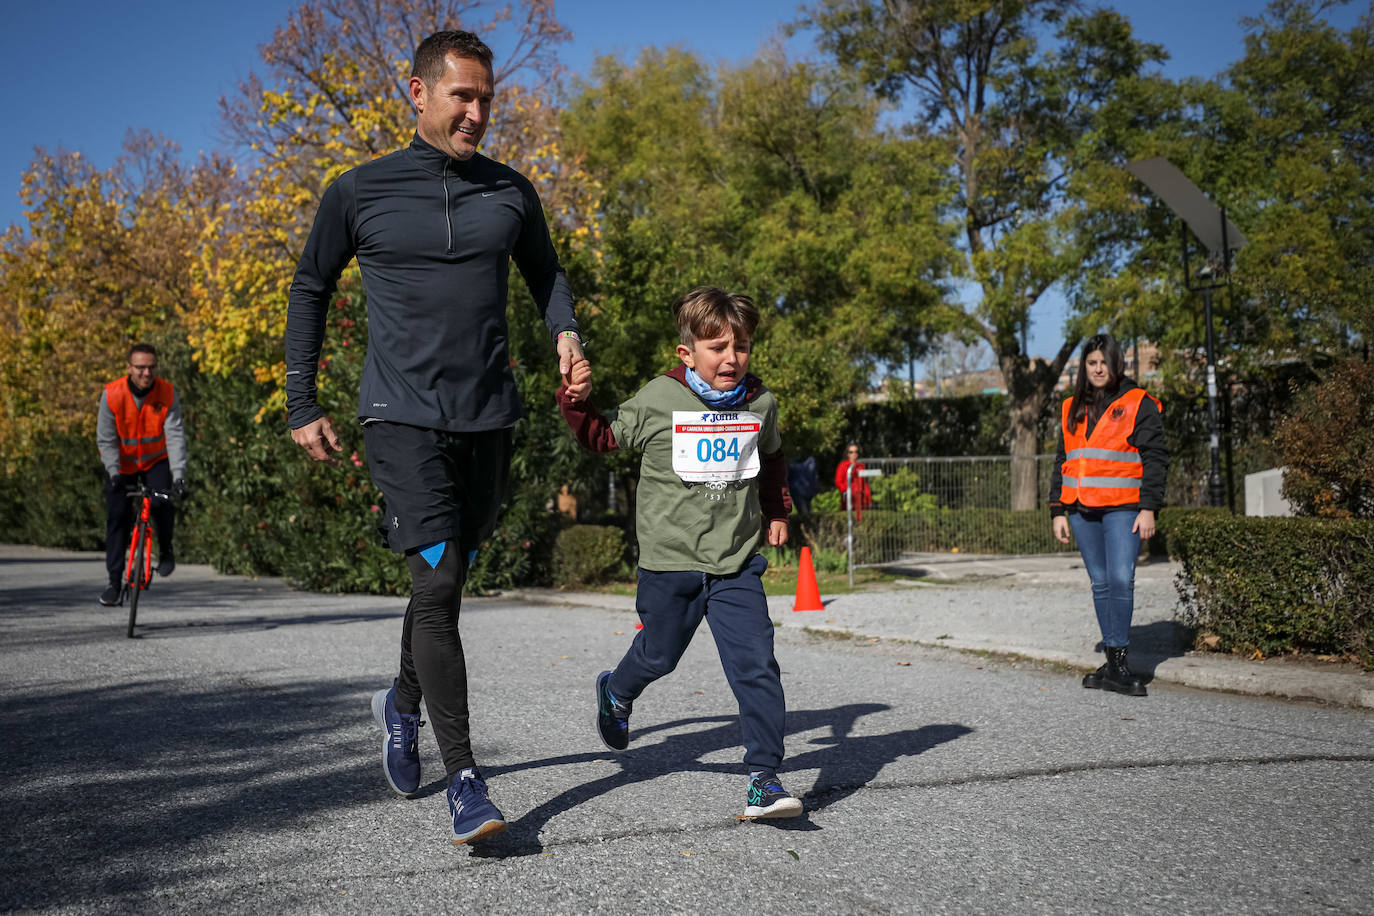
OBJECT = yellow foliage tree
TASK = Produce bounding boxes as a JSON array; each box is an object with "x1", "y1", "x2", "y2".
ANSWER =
[
  {"x1": 0, "y1": 132, "x2": 236, "y2": 465},
  {"x1": 185, "y1": 0, "x2": 601, "y2": 422}
]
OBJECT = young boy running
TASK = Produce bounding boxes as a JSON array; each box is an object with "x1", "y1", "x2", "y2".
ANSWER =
[{"x1": 556, "y1": 287, "x2": 802, "y2": 820}]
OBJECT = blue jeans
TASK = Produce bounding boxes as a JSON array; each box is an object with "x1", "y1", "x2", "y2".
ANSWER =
[{"x1": 1068, "y1": 510, "x2": 1140, "y2": 648}]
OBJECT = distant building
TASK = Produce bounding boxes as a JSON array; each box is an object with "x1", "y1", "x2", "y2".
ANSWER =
[{"x1": 876, "y1": 339, "x2": 1164, "y2": 401}]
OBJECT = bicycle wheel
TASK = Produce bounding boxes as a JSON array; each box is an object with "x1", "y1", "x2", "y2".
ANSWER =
[{"x1": 127, "y1": 532, "x2": 145, "y2": 638}]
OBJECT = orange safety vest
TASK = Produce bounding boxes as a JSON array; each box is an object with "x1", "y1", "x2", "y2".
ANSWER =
[
  {"x1": 1059, "y1": 388, "x2": 1162, "y2": 508},
  {"x1": 104, "y1": 377, "x2": 175, "y2": 475}
]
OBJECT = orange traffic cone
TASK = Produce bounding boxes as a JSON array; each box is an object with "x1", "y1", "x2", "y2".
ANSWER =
[{"x1": 792, "y1": 547, "x2": 824, "y2": 611}]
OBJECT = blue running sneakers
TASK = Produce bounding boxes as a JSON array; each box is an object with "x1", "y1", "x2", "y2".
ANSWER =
[
  {"x1": 594, "y1": 670, "x2": 631, "y2": 752},
  {"x1": 448, "y1": 768, "x2": 506, "y2": 845},
  {"x1": 740, "y1": 771, "x2": 804, "y2": 819},
  {"x1": 371, "y1": 685, "x2": 423, "y2": 796}
]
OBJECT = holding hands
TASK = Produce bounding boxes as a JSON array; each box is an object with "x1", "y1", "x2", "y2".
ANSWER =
[{"x1": 564, "y1": 356, "x2": 593, "y2": 402}]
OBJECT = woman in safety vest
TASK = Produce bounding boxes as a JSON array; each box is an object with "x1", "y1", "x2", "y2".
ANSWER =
[{"x1": 1049, "y1": 333, "x2": 1168, "y2": 697}]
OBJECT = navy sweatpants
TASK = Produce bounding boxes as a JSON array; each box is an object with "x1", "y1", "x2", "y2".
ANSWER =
[{"x1": 607, "y1": 553, "x2": 786, "y2": 772}]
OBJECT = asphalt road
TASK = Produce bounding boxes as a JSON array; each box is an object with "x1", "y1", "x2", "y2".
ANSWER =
[{"x1": 3, "y1": 545, "x2": 1372, "y2": 915}]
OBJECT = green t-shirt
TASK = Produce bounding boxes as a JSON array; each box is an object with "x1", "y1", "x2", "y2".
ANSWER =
[{"x1": 609, "y1": 374, "x2": 782, "y2": 575}]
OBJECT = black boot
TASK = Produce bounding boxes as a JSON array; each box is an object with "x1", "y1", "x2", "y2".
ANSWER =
[
  {"x1": 1082, "y1": 662, "x2": 1109, "y2": 690},
  {"x1": 1104, "y1": 646, "x2": 1147, "y2": 696}
]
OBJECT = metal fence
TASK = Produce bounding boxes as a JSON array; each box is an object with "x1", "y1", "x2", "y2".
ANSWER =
[{"x1": 797, "y1": 455, "x2": 1075, "y2": 584}]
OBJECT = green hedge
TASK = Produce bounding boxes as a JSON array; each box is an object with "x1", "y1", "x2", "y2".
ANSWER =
[
  {"x1": 1169, "y1": 514, "x2": 1374, "y2": 668},
  {"x1": 0, "y1": 429, "x2": 106, "y2": 551}
]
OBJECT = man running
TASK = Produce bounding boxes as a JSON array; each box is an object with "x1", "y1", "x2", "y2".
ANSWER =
[{"x1": 284, "y1": 29, "x2": 583, "y2": 845}]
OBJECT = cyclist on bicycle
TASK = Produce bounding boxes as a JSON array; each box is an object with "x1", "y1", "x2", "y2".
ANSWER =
[{"x1": 97, "y1": 343, "x2": 187, "y2": 606}]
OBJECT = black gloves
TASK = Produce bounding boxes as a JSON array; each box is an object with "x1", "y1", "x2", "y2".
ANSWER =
[{"x1": 174, "y1": 478, "x2": 189, "y2": 500}]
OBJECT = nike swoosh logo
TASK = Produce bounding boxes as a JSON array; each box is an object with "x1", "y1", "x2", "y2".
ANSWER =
[{"x1": 482, "y1": 191, "x2": 496, "y2": 197}]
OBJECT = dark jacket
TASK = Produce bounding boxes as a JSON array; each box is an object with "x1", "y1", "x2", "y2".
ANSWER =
[{"x1": 285, "y1": 133, "x2": 577, "y2": 432}]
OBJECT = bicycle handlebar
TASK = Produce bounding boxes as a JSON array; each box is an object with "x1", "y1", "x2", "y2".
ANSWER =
[{"x1": 122, "y1": 484, "x2": 174, "y2": 503}]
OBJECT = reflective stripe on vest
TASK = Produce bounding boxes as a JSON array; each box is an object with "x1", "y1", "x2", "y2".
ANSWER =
[
  {"x1": 104, "y1": 377, "x2": 174, "y2": 475},
  {"x1": 1059, "y1": 387, "x2": 1161, "y2": 508}
]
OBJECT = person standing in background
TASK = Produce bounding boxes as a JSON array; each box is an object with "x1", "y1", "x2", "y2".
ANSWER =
[
  {"x1": 1050, "y1": 333, "x2": 1168, "y2": 697},
  {"x1": 834, "y1": 442, "x2": 873, "y2": 520}
]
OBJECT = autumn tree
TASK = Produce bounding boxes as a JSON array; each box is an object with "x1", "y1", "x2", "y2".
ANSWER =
[
  {"x1": 801, "y1": 0, "x2": 1171, "y2": 506},
  {"x1": 0, "y1": 132, "x2": 236, "y2": 465},
  {"x1": 187, "y1": 0, "x2": 589, "y2": 396},
  {"x1": 1273, "y1": 357, "x2": 1374, "y2": 518}
]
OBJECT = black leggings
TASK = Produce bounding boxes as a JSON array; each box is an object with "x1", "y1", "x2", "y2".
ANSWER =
[
  {"x1": 364, "y1": 423, "x2": 512, "y2": 776},
  {"x1": 397, "y1": 545, "x2": 473, "y2": 774},
  {"x1": 105, "y1": 461, "x2": 174, "y2": 585}
]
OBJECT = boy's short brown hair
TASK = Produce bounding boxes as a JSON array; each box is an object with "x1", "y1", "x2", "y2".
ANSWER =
[{"x1": 672, "y1": 287, "x2": 760, "y2": 346}]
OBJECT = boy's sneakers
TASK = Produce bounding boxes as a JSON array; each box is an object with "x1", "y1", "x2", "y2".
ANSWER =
[
  {"x1": 594, "y1": 670, "x2": 631, "y2": 752},
  {"x1": 371, "y1": 685, "x2": 423, "y2": 796},
  {"x1": 98, "y1": 584, "x2": 120, "y2": 607},
  {"x1": 448, "y1": 768, "x2": 506, "y2": 845},
  {"x1": 156, "y1": 549, "x2": 175, "y2": 578},
  {"x1": 740, "y1": 771, "x2": 804, "y2": 820}
]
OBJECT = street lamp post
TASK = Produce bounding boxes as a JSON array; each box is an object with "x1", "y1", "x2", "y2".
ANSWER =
[
  {"x1": 1182, "y1": 215, "x2": 1230, "y2": 509},
  {"x1": 1125, "y1": 158, "x2": 1248, "y2": 510}
]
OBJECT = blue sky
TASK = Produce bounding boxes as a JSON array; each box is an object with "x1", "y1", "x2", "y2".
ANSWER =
[{"x1": 1, "y1": 0, "x2": 1366, "y2": 357}]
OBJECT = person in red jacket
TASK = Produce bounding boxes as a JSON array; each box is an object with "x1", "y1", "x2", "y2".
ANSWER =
[
  {"x1": 834, "y1": 443, "x2": 874, "y2": 520},
  {"x1": 1049, "y1": 333, "x2": 1169, "y2": 697}
]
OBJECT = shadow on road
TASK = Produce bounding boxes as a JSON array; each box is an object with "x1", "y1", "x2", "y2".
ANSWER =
[
  {"x1": 473, "y1": 703, "x2": 973, "y2": 858},
  {"x1": 0, "y1": 678, "x2": 373, "y2": 911},
  {"x1": 0, "y1": 576, "x2": 403, "y2": 647},
  {"x1": 0, "y1": 556, "x2": 96, "y2": 565}
]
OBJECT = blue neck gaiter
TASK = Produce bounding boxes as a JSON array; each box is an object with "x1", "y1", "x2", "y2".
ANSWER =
[{"x1": 685, "y1": 367, "x2": 746, "y2": 407}]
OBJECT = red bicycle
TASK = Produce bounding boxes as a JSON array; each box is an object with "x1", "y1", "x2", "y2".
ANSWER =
[{"x1": 120, "y1": 483, "x2": 172, "y2": 638}]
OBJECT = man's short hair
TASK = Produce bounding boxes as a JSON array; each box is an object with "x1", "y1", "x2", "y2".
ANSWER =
[
  {"x1": 128, "y1": 343, "x2": 157, "y2": 361},
  {"x1": 672, "y1": 287, "x2": 760, "y2": 346},
  {"x1": 412, "y1": 30, "x2": 494, "y2": 85}
]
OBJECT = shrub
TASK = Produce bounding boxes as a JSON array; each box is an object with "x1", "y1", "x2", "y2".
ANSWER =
[
  {"x1": 1273, "y1": 358, "x2": 1374, "y2": 519},
  {"x1": 1168, "y1": 513, "x2": 1373, "y2": 667},
  {"x1": 554, "y1": 524, "x2": 627, "y2": 586},
  {"x1": 0, "y1": 429, "x2": 105, "y2": 550},
  {"x1": 1148, "y1": 507, "x2": 1231, "y2": 558},
  {"x1": 810, "y1": 489, "x2": 842, "y2": 513},
  {"x1": 869, "y1": 466, "x2": 938, "y2": 513}
]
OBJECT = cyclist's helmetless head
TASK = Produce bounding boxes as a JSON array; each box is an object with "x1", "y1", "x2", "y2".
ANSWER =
[{"x1": 127, "y1": 343, "x2": 158, "y2": 386}]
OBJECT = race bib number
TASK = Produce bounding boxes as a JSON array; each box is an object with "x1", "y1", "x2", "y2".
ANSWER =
[{"x1": 671, "y1": 410, "x2": 763, "y2": 483}]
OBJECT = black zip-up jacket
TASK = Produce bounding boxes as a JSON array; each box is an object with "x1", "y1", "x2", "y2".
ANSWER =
[
  {"x1": 285, "y1": 134, "x2": 578, "y2": 432},
  {"x1": 1048, "y1": 376, "x2": 1168, "y2": 517}
]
